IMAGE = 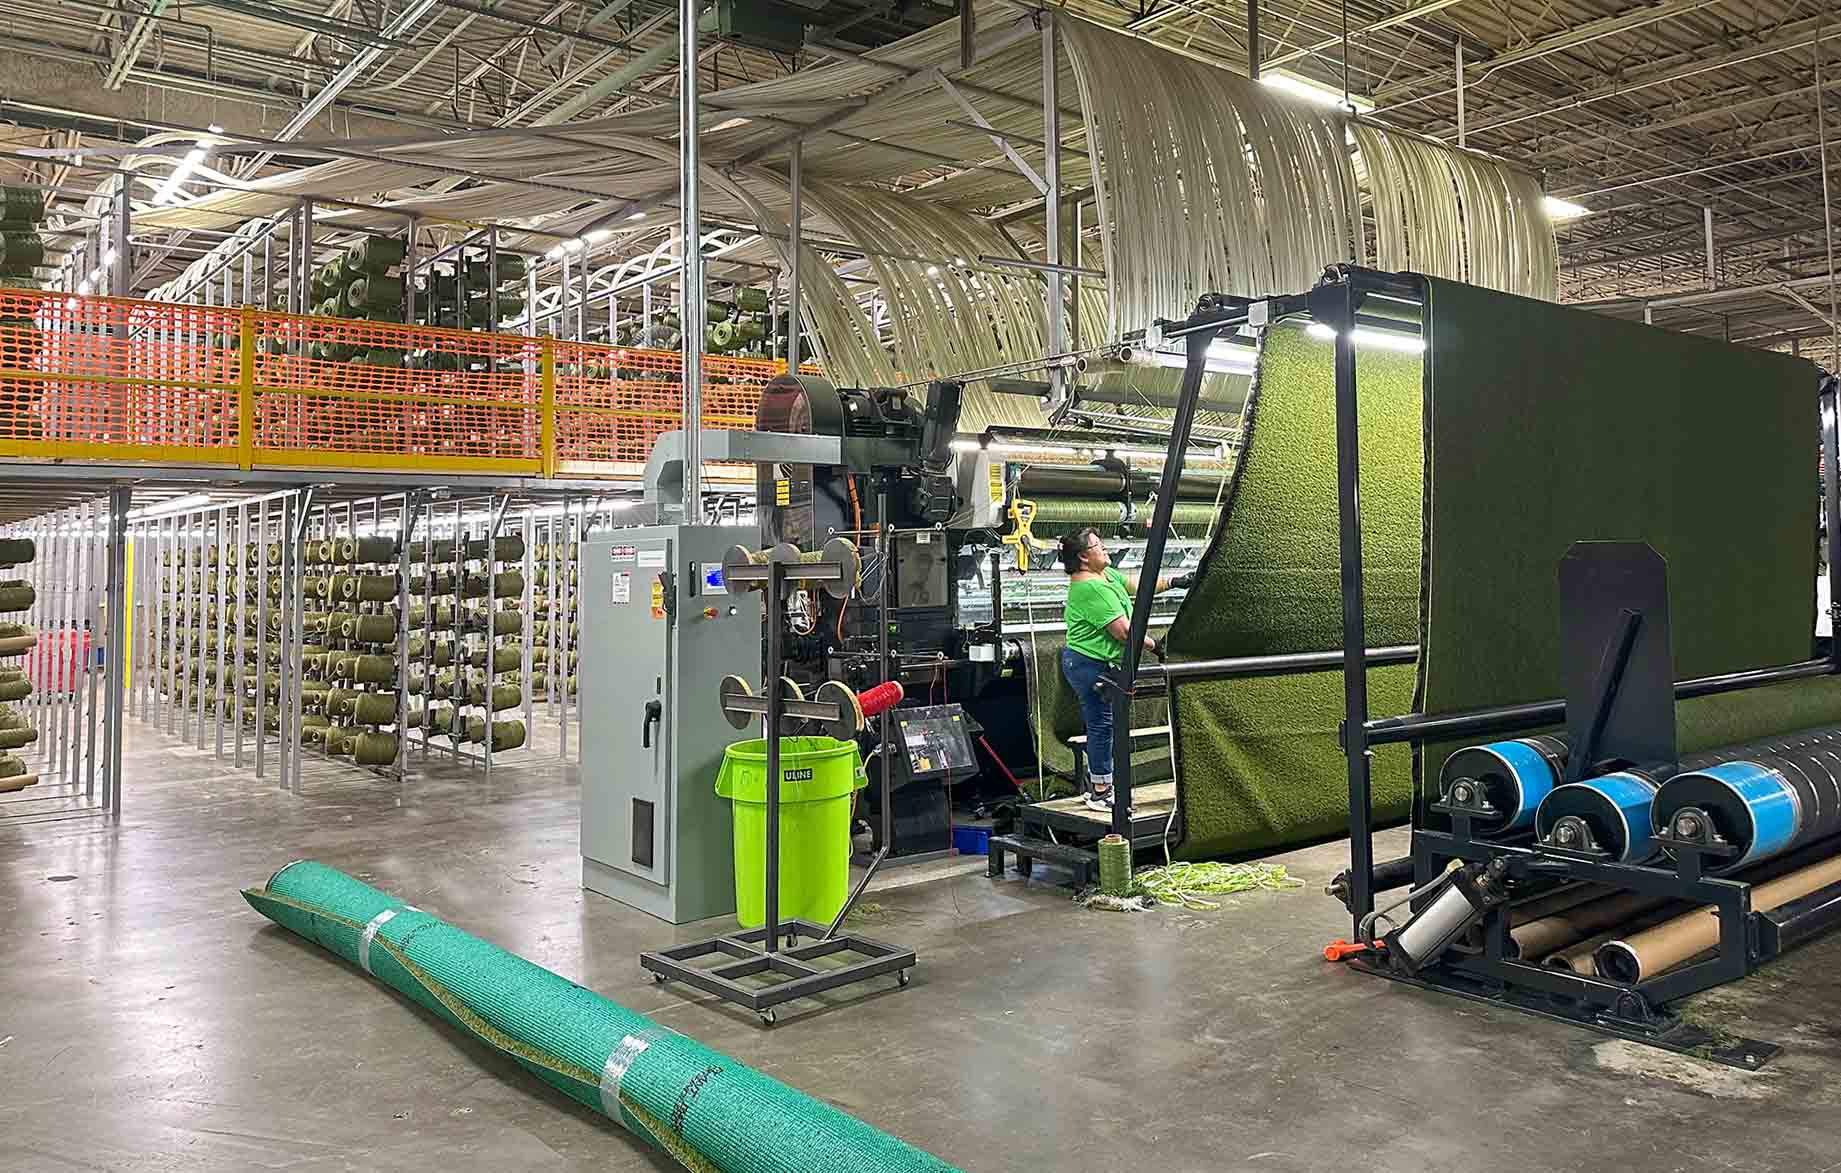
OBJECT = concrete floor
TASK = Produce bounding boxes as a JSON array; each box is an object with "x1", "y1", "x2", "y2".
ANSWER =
[{"x1": 4, "y1": 723, "x2": 1841, "y2": 1171}]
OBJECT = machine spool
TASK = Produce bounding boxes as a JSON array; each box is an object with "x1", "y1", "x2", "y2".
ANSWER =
[
  {"x1": 1437, "y1": 735, "x2": 1569, "y2": 836},
  {"x1": 720, "y1": 537, "x2": 859, "y2": 600},
  {"x1": 719, "y1": 674, "x2": 861, "y2": 740},
  {"x1": 1650, "y1": 729, "x2": 1841, "y2": 875},
  {"x1": 1535, "y1": 770, "x2": 1663, "y2": 863}
]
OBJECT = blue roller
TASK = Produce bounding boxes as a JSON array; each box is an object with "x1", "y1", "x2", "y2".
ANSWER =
[
  {"x1": 1651, "y1": 760, "x2": 1807, "y2": 874},
  {"x1": 1535, "y1": 770, "x2": 1662, "y2": 863},
  {"x1": 1438, "y1": 735, "x2": 1567, "y2": 836}
]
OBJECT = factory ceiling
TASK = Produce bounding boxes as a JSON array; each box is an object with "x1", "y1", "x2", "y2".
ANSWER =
[{"x1": 0, "y1": 0, "x2": 1834, "y2": 366}]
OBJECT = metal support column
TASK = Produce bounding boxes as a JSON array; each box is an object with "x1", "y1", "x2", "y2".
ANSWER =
[
  {"x1": 111, "y1": 184, "x2": 131, "y2": 297},
  {"x1": 787, "y1": 140, "x2": 803, "y2": 370},
  {"x1": 103, "y1": 485, "x2": 129, "y2": 815},
  {"x1": 1041, "y1": 9, "x2": 1064, "y2": 411},
  {"x1": 1248, "y1": 0, "x2": 1261, "y2": 80},
  {"x1": 1331, "y1": 279, "x2": 1375, "y2": 927},
  {"x1": 1455, "y1": 43, "x2": 1465, "y2": 148},
  {"x1": 680, "y1": 0, "x2": 705, "y2": 512},
  {"x1": 1704, "y1": 206, "x2": 1717, "y2": 286}
]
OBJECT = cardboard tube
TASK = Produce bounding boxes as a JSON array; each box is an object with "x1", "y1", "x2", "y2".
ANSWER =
[
  {"x1": 1597, "y1": 852, "x2": 1841, "y2": 983},
  {"x1": 1510, "y1": 888, "x2": 1672, "y2": 961},
  {"x1": 1543, "y1": 928, "x2": 1621, "y2": 975}
]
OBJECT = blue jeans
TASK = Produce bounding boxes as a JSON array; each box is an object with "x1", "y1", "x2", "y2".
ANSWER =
[{"x1": 1060, "y1": 647, "x2": 1117, "y2": 786}]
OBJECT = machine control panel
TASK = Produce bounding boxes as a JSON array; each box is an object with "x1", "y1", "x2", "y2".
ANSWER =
[{"x1": 893, "y1": 704, "x2": 978, "y2": 781}]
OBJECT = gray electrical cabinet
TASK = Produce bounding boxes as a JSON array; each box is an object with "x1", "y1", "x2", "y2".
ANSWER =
[{"x1": 580, "y1": 525, "x2": 762, "y2": 923}]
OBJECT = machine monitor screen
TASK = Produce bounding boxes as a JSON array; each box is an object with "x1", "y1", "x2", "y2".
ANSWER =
[{"x1": 894, "y1": 705, "x2": 978, "y2": 780}]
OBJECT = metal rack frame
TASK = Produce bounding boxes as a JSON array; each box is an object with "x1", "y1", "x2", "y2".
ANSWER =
[{"x1": 639, "y1": 549, "x2": 916, "y2": 1027}]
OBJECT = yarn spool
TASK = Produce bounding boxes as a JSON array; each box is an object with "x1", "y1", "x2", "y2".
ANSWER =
[
  {"x1": 856, "y1": 680, "x2": 904, "y2": 720},
  {"x1": 352, "y1": 693, "x2": 399, "y2": 725},
  {"x1": 346, "y1": 614, "x2": 398, "y2": 643},
  {"x1": 0, "y1": 581, "x2": 35, "y2": 613},
  {"x1": 352, "y1": 731, "x2": 400, "y2": 766},
  {"x1": 343, "y1": 574, "x2": 398, "y2": 602},
  {"x1": 352, "y1": 654, "x2": 396, "y2": 685},
  {"x1": 1098, "y1": 834, "x2": 1133, "y2": 897},
  {"x1": 465, "y1": 644, "x2": 522, "y2": 674}
]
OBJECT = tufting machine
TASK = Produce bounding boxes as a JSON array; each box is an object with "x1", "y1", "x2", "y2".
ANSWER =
[{"x1": 1100, "y1": 263, "x2": 1841, "y2": 1063}]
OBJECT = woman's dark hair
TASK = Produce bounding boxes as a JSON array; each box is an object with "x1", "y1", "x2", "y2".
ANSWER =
[{"x1": 1058, "y1": 528, "x2": 1098, "y2": 574}]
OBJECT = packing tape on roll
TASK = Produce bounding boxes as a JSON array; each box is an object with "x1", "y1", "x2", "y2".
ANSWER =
[
  {"x1": 600, "y1": 1030, "x2": 660, "y2": 1123},
  {"x1": 358, "y1": 905, "x2": 417, "y2": 974}
]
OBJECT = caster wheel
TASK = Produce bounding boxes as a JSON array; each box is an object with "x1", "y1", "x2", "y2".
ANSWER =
[
  {"x1": 652, "y1": 973, "x2": 668, "y2": 984},
  {"x1": 759, "y1": 1010, "x2": 777, "y2": 1027},
  {"x1": 896, "y1": 970, "x2": 910, "y2": 988}
]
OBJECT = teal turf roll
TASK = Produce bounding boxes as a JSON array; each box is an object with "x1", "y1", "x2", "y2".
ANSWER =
[{"x1": 244, "y1": 861, "x2": 956, "y2": 1173}]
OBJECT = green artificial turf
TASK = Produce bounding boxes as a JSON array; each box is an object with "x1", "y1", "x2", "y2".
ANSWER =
[
  {"x1": 1165, "y1": 324, "x2": 1425, "y2": 857},
  {"x1": 1023, "y1": 630, "x2": 1173, "y2": 792},
  {"x1": 1418, "y1": 277, "x2": 1824, "y2": 786}
]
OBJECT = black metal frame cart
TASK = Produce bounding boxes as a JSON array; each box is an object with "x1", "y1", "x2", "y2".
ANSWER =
[
  {"x1": 1126, "y1": 265, "x2": 1841, "y2": 1064},
  {"x1": 639, "y1": 542, "x2": 916, "y2": 1027}
]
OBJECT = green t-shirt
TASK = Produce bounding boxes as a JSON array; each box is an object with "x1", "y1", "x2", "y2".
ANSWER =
[{"x1": 1065, "y1": 567, "x2": 1131, "y2": 664}]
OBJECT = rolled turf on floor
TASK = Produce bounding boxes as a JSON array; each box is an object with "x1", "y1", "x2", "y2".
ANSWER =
[
  {"x1": 1417, "y1": 277, "x2": 1828, "y2": 795},
  {"x1": 244, "y1": 861, "x2": 958, "y2": 1173},
  {"x1": 1163, "y1": 323, "x2": 1424, "y2": 857}
]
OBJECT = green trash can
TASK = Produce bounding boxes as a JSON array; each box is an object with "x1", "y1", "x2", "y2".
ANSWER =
[{"x1": 716, "y1": 735, "x2": 867, "y2": 928}]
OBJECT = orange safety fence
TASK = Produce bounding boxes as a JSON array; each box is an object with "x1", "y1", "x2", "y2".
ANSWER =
[{"x1": 0, "y1": 287, "x2": 803, "y2": 477}]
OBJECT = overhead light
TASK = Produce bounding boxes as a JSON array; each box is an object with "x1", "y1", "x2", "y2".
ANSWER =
[
  {"x1": 708, "y1": 116, "x2": 751, "y2": 132},
  {"x1": 1142, "y1": 339, "x2": 1258, "y2": 376},
  {"x1": 586, "y1": 228, "x2": 612, "y2": 243},
  {"x1": 627, "y1": 211, "x2": 647, "y2": 222},
  {"x1": 76, "y1": 279, "x2": 91, "y2": 295},
  {"x1": 153, "y1": 144, "x2": 211, "y2": 205},
  {"x1": 1542, "y1": 195, "x2": 1590, "y2": 220},
  {"x1": 925, "y1": 265, "x2": 940, "y2": 276},
  {"x1": 127, "y1": 491, "x2": 213, "y2": 520},
  {"x1": 1306, "y1": 321, "x2": 1426, "y2": 354},
  {"x1": 207, "y1": 123, "x2": 224, "y2": 134},
  {"x1": 563, "y1": 238, "x2": 585, "y2": 254},
  {"x1": 989, "y1": 442, "x2": 1080, "y2": 457},
  {"x1": 545, "y1": 244, "x2": 565, "y2": 259},
  {"x1": 72, "y1": 153, "x2": 83, "y2": 167},
  {"x1": 1261, "y1": 71, "x2": 1374, "y2": 114}
]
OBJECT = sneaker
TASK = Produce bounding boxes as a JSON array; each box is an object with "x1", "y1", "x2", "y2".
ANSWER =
[{"x1": 1084, "y1": 789, "x2": 1113, "y2": 812}]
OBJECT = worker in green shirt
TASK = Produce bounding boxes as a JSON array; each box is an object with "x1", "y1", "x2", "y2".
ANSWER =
[{"x1": 1058, "y1": 528, "x2": 1194, "y2": 811}]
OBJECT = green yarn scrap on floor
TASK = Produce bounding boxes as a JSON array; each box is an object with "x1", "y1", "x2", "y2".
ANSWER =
[
  {"x1": 1165, "y1": 324, "x2": 1424, "y2": 858},
  {"x1": 1418, "y1": 278, "x2": 1821, "y2": 788},
  {"x1": 244, "y1": 861, "x2": 957, "y2": 1173}
]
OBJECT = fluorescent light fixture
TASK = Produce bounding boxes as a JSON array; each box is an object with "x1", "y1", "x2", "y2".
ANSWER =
[
  {"x1": 76, "y1": 279, "x2": 91, "y2": 295},
  {"x1": 925, "y1": 265, "x2": 940, "y2": 276},
  {"x1": 585, "y1": 228, "x2": 612, "y2": 243},
  {"x1": 708, "y1": 116, "x2": 751, "y2": 132},
  {"x1": 627, "y1": 211, "x2": 647, "y2": 222},
  {"x1": 1261, "y1": 71, "x2": 1373, "y2": 114},
  {"x1": 153, "y1": 144, "x2": 211, "y2": 205},
  {"x1": 563, "y1": 238, "x2": 585, "y2": 254},
  {"x1": 1541, "y1": 195, "x2": 1590, "y2": 220},
  {"x1": 207, "y1": 123, "x2": 224, "y2": 134},
  {"x1": 1145, "y1": 339, "x2": 1258, "y2": 375},
  {"x1": 1306, "y1": 321, "x2": 1426, "y2": 353},
  {"x1": 545, "y1": 244, "x2": 565, "y2": 259},
  {"x1": 127, "y1": 491, "x2": 212, "y2": 520}
]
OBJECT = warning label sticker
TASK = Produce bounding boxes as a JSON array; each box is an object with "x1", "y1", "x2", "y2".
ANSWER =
[
  {"x1": 610, "y1": 544, "x2": 637, "y2": 563},
  {"x1": 612, "y1": 571, "x2": 631, "y2": 604}
]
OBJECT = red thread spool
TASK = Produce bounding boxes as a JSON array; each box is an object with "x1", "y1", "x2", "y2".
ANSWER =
[{"x1": 857, "y1": 680, "x2": 904, "y2": 719}]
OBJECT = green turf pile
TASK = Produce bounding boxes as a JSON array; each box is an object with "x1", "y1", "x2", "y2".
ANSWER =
[
  {"x1": 1418, "y1": 277, "x2": 1825, "y2": 787},
  {"x1": 1164, "y1": 324, "x2": 1424, "y2": 857},
  {"x1": 244, "y1": 860, "x2": 957, "y2": 1173}
]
